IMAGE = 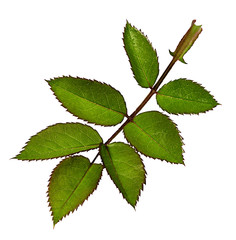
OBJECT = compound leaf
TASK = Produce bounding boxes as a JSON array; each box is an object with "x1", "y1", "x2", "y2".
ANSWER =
[
  {"x1": 47, "y1": 77, "x2": 127, "y2": 126},
  {"x1": 15, "y1": 123, "x2": 102, "y2": 160},
  {"x1": 100, "y1": 142, "x2": 145, "y2": 207},
  {"x1": 156, "y1": 79, "x2": 219, "y2": 114},
  {"x1": 48, "y1": 156, "x2": 103, "y2": 226},
  {"x1": 123, "y1": 21, "x2": 159, "y2": 88},
  {"x1": 123, "y1": 111, "x2": 184, "y2": 164}
]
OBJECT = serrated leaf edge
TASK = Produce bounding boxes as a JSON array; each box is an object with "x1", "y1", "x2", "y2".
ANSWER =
[
  {"x1": 123, "y1": 21, "x2": 159, "y2": 89},
  {"x1": 100, "y1": 143, "x2": 146, "y2": 208},
  {"x1": 13, "y1": 122, "x2": 102, "y2": 161},
  {"x1": 47, "y1": 76, "x2": 127, "y2": 127},
  {"x1": 47, "y1": 156, "x2": 104, "y2": 226},
  {"x1": 123, "y1": 111, "x2": 185, "y2": 165},
  {"x1": 156, "y1": 78, "x2": 220, "y2": 115}
]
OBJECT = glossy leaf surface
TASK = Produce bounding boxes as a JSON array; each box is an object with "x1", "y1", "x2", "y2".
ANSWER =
[
  {"x1": 47, "y1": 77, "x2": 127, "y2": 126},
  {"x1": 123, "y1": 22, "x2": 159, "y2": 88},
  {"x1": 48, "y1": 156, "x2": 103, "y2": 226},
  {"x1": 15, "y1": 123, "x2": 102, "y2": 160},
  {"x1": 124, "y1": 111, "x2": 184, "y2": 164},
  {"x1": 156, "y1": 79, "x2": 219, "y2": 114},
  {"x1": 100, "y1": 142, "x2": 145, "y2": 207}
]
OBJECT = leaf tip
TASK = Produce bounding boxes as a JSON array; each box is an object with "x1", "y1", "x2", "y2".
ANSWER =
[
  {"x1": 125, "y1": 20, "x2": 131, "y2": 28},
  {"x1": 12, "y1": 151, "x2": 24, "y2": 161},
  {"x1": 179, "y1": 57, "x2": 187, "y2": 64},
  {"x1": 169, "y1": 49, "x2": 174, "y2": 57},
  {"x1": 130, "y1": 203, "x2": 136, "y2": 210},
  {"x1": 47, "y1": 156, "x2": 104, "y2": 226},
  {"x1": 53, "y1": 222, "x2": 56, "y2": 229}
]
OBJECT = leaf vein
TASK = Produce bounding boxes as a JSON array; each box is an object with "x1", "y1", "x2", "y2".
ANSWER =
[
  {"x1": 57, "y1": 85, "x2": 125, "y2": 116},
  {"x1": 104, "y1": 146, "x2": 130, "y2": 201},
  {"x1": 158, "y1": 93, "x2": 213, "y2": 104},
  {"x1": 132, "y1": 121, "x2": 177, "y2": 159}
]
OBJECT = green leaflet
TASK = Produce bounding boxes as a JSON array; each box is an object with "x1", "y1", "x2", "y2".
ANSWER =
[
  {"x1": 156, "y1": 79, "x2": 219, "y2": 114},
  {"x1": 47, "y1": 77, "x2": 127, "y2": 126},
  {"x1": 123, "y1": 21, "x2": 159, "y2": 88},
  {"x1": 15, "y1": 123, "x2": 102, "y2": 160},
  {"x1": 123, "y1": 111, "x2": 184, "y2": 164},
  {"x1": 48, "y1": 156, "x2": 103, "y2": 226},
  {"x1": 100, "y1": 142, "x2": 146, "y2": 207}
]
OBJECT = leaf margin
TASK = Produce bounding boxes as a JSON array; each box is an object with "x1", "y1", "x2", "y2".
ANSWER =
[
  {"x1": 14, "y1": 122, "x2": 103, "y2": 161},
  {"x1": 123, "y1": 111, "x2": 185, "y2": 165},
  {"x1": 156, "y1": 78, "x2": 220, "y2": 115},
  {"x1": 123, "y1": 21, "x2": 159, "y2": 88},
  {"x1": 46, "y1": 76, "x2": 128, "y2": 126},
  {"x1": 47, "y1": 155, "x2": 104, "y2": 226},
  {"x1": 99, "y1": 142, "x2": 146, "y2": 208}
]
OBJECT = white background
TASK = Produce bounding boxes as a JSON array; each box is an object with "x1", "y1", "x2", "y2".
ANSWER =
[{"x1": 1, "y1": 0, "x2": 235, "y2": 239}]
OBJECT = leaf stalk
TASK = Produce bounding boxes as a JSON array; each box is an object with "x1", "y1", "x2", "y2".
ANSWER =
[
  {"x1": 92, "y1": 20, "x2": 202, "y2": 162},
  {"x1": 105, "y1": 57, "x2": 177, "y2": 146}
]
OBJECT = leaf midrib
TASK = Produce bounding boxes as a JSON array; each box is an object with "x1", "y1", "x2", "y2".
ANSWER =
[
  {"x1": 20, "y1": 143, "x2": 99, "y2": 160},
  {"x1": 103, "y1": 146, "x2": 131, "y2": 203},
  {"x1": 132, "y1": 121, "x2": 179, "y2": 161},
  {"x1": 35, "y1": 132, "x2": 100, "y2": 151},
  {"x1": 56, "y1": 85, "x2": 126, "y2": 116},
  {"x1": 128, "y1": 30, "x2": 152, "y2": 88},
  {"x1": 60, "y1": 163, "x2": 92, "y2": 210},
  {"x1": 33, "y1": 142, "x2": 99, "y2": 153},
  {"x1": 158, "y1": 92, "x2": 213, "y2": 105}
]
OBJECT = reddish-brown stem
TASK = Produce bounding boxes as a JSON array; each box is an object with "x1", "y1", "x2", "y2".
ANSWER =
[
  {"x1": 105, "y1": 57, "x2": 177, "y2": 145},
  {"x1": 91, "y1": 20, "x2": 203, "y2": 163},
  {"x1": 91, "y1": 57, "x2": 177, "y2": 163}
]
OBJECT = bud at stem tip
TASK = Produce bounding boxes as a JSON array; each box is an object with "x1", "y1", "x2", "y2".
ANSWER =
[{"x1": 169, "y1": 20, "x2": 203, "y2": 64}]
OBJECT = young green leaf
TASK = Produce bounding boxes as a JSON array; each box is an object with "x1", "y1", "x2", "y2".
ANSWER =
[
  {"x1": 123, "y1": 111, "x2": 184, "y2": 164},
  {"x1": 15, "y1": 123, "x2": 103, "y2": 160},
  {"x1": 47, "y1": 77, "x2": 127, "y2": 126},
  {"x1": 156, "y1": 79, "x2": 219, "y2": 114},
  {"x1": 100, "y1": 142, "x2": 146, "y2": 207},
  {"x1": 123, "y1": 21, "x2": 159, "y2": 88},
  {"x1": 48, "y1": 156, "x2": 103, "y2": 226}
]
